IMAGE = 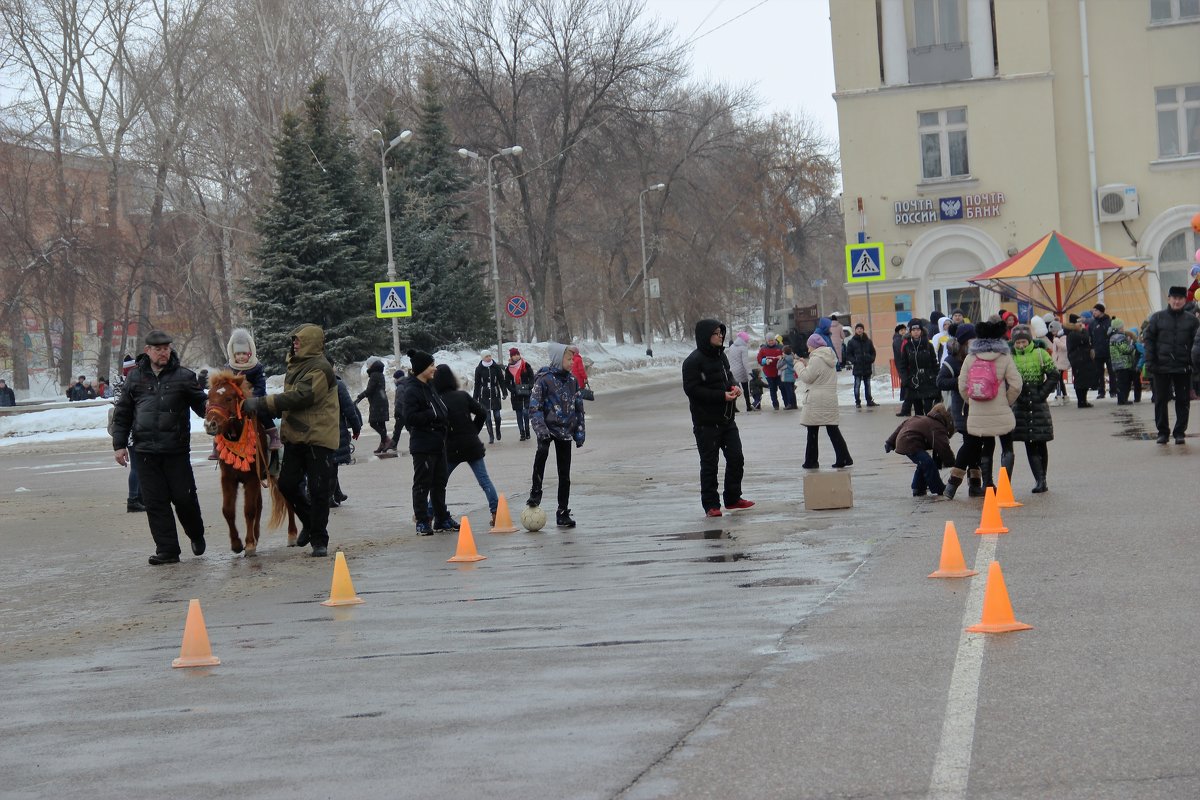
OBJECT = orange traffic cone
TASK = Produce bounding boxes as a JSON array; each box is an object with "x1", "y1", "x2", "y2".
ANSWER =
[
  {"x1": 172, "y1": 599, "x2": 220, "y2": 668},
  {"x1": 928, "y1": 521, "x2": 978, "y2": 579},
  {"x1": 489, "y1": 494, "x2": 519, "y2": 534},
  {"x1": 996, "y1": 466, "x2": 1023, "y2": 509},
  {"x1": 321, "y1": 551, "x2": 364, "y2": 606},
  {"x1": 448, "y1": 516, "x2": 487, "y2": 563},
  {"x1": 966, "y1": 561, "x2": 1032, "y2": 633},
  {"x1": 974, "y1": 486, "x2": 1009, "y2": 535}
]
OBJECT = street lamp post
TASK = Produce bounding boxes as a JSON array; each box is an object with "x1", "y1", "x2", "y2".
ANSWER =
[
  {"x1": 458, "y1": 145, "x2": 523, "y2": 359},
  {"x1": 372, "y1": 128, "x2": 413, "y2": 364},
  {"x1": 639, "y1": 183, "x2": 666, "y2": 357}
]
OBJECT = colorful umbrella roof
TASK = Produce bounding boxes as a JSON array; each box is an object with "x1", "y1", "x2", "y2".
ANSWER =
[{"x1": 971, "y1": 231, "x2": 1140, "y2": 281}]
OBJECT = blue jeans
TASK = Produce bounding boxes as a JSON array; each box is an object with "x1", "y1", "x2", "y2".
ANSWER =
[
  {"x1": 853, "y1": 375, "x2": 873, "y2": 404},
  {"x1": 907, "y1": 451, "x2": 945, "y2": 494},
  {"x1": 435, "y1": 458, "x2": 499, "y2": 516}
]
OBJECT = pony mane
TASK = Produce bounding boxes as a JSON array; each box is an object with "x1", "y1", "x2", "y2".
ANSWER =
[{"x1": 208, "y1": 370, "x2": 248, "y2": 393}]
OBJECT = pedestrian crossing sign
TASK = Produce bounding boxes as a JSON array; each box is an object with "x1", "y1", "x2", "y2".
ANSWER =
[
  {"x1": 845, "y1": 243, "x2": 885, "y2": 283},
  {"x1": 374, "y1": 281, "x2": 412, "y2": 318}
]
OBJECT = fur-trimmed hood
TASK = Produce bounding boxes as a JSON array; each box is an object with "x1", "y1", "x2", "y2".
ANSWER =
[{"x1": 969, "y1": 337, "x2": 1012, "y2": 356}]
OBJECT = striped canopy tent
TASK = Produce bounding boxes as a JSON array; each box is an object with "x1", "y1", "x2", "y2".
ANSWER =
[{"x1": 969, "y1": 231, "x2": 1145, "y2": 316}]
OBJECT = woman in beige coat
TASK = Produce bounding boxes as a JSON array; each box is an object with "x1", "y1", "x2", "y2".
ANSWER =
[
  {"x1": 957, "y1": 318, "x2": 1023, "y2": 490},
  {"x1": 799, "y1": 333, "x2": 853, "y2": 469}
]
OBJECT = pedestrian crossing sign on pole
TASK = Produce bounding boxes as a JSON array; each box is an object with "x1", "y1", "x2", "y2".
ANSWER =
[
  {"x1": 845, "y1": 243, "x2": 886, "y2": 283},
  {"x1": 374, "y1": 281, "x2": 412, "y2": 318}
]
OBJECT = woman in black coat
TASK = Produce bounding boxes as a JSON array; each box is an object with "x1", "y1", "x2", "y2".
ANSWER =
[
  {"x1": 433, "y1": 365, "x2": 500, "y2": 525},
  {"x1": 503, "y1": 347, "x2": 536, "y2": 441},
  {"x1": 902, "y1": 323, "x2": 941, "y2": 416},
  {"x1": 355, "y1": 360, "x2": 390, "y2": 453},
  {"x1": 473, "y1": 352, "x2": 508, "y2": 443},
  {"x1": 1065, "y1": 316, "x2": 1097, "y2": 408}
]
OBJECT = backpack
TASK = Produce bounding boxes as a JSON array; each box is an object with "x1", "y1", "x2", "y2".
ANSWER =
[{"x1": 965, "y1": 357, "x2": 1000, "y2": 401}]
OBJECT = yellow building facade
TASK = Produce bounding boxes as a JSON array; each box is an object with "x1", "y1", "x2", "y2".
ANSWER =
[{"x1": 830, "y1": 0, "x2": 1200, "y2": 348}]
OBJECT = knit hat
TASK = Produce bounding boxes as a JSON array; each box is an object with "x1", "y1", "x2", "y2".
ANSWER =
[
  {"x1": 1049, "y1": 320, "x2": 1063, "y2": 335},
  {"x1": 393, "y1": 370, "x2": 405, "y2": 380},
  {"x1": 509, "y1": 347, "x2": 521, "y2": 356},
  {"x1": 736, "y1": 331, "x2": 750, "y2": 343},
  {"x1": 807, "y1": 333, "x2": 826, "y2": 350},
  {"x1": 1011, "y1": 324, "x2": 1033, "y2": 343},
  {"x1": 1111, "y1": 318, "x2": 1124, "y2": 332},
  {"x1": 954, "y1": 323, "x2": 976, "y2": 345},
  {"x1": 407, "y1": 349, "x2": 434, "y2": 375},
  {"x1": 975, "y1": 320, "x2": 1006, "y2": 340},
  {"x1": 1169, "y1": 285, "x2": 1187, "y2": 298}
]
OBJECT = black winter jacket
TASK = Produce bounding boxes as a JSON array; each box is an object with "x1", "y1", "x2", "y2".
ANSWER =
[
  {"x1": 936, "y1": 352, "x2": 967, "y2": 434},
  {"x1": 1066, "y1": 327, "x2": 1097, "y2": 389},
  {"x1": 440, "y1": 389, "x2": 487, "y2": 464},
  {"x1": 111, "y1": 351, "x2": 207, "y2": 454},
  {"x1": 903, "y1": 338, "x2": 941, "y2": 400},
  {"x1": 682, "y1": 319, "x2": 737, "y2": 426},
  {"x1": 333, "y1": 376, "x2": 362, "y2": 465},
  {"x1": 473, "y1": 361, "x2": 507, "y2": 410},
  {"x1": 1090, "y1": 314, "x2": 1112, "y2": 358},
  {"x1": 843, "y1": 333, "x2": 876, "y2": 378},
  {"x1": 1144, "y1": 307, "x2": 1200, "y2": 374},
  {"x1": 1011, "y1": 375, "x2": 1056, "y2": 442},
  {"x1": 401, "y1": 376, "x2": 449, "y2": 454},
  {"x1": 356, "y1": 366, "x2": 389, "y2": 425}
]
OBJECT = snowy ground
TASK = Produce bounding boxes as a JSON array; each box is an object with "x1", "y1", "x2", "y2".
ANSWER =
[{"x1": 0, "y1": 338, "x2": 900, "y2": 448}]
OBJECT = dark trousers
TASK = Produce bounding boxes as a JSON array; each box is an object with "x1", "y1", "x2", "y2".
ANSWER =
[
  {"x1": 907, "y1": 450, "x2": 945, "y2": 494},
  {"x1": 955, "y1": 432, "x2": 1012, "y2": 467},
  {"x1": 854, "y1": 375, "x2": 875, "y2": 405},
  {"x1": 765, "y1": 375, "x2": 781, "y2": 408},
  {"x1": 134, "y1": 450, "x2": 204, "y2": 557},
  {"x1": 908, "y1": 395, "x2": 931, "y2": 416},
  {"x1": 780, "y1": 381, "x2": 797, "y2": 409},
  {"x1": 739, "y1": 382, "x2": 751, "y2": 411},
  {"x1": 411, "y1": 449, "x2": 450, "y2": 524},
  {"x1": 512, "y1": 398, "x2": 530, "y2": 437},
  {"x1": 693, "y1": 421, "x2": 745, "y2": 511},
  {"x1": 484, "y1": 408, "x2": 502, "y2": 441},
  {"x1": 369, "y1": 421, "x2": 389, "y2": 448},
  {"x1": 278, "y1": 443, "x2": 333, "y2": 548},
  {"x1": 1115, "y1": 369, "x2": 1141, "y2": 404},
  {"x1": 804, "y1": 425, "x2": 851, "y2": 467},
  {"x1": 127, "y1": 443, "x2": 141, "y2": 501},
  {"x1": 1152, "y1": 372, "x2": 1191, "y2": 437},
  {"x1": 530, "y1": 437, "x2": 572, "y2": 511}
]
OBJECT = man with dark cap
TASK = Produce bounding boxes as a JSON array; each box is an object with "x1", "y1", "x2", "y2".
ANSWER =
[
  {"x1": 111, "y1": 329, "x2": 209, "y2": 565},
  {"x1": 400, "y1": 349, "x2": 455, "y2": 535},
  {"x1": 682, "y1": 319, "x2": 754, "y2": 517},
  {"x1": 242, "y1": 324, "x2": 339, "y2": 556},
  {"x1": 1143, "y1": 286, "x2": 1200, "y2": 444}
]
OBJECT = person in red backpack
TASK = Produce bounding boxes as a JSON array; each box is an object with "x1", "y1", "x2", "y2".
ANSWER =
[{"x1": 953, "y1": 318, "x2": 1022, "y2": 494}]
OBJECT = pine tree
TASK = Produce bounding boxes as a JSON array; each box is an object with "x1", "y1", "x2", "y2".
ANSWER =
[
  {"x1": 388, "y1": 71, "x2": 493, "y2": 352},
  {"x1": 244, "y1": 78, "x2": 387, "y2": 372}
]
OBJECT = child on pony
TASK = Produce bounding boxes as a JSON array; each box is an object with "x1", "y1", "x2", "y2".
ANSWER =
[{"x1": 216, "y1": 328, "x2": 282, "y2": 475}]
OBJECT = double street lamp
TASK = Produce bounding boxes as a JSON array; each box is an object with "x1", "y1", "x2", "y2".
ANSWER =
[
  {"x1": 458, "y1": 145, "x2": 523, "y2": 359},
  {"x1": 372, "y1": 127, "x2": 413, "y2": 364},
  {"x1": 639, "y1": 183, "x2": 666, "y2": 357}
]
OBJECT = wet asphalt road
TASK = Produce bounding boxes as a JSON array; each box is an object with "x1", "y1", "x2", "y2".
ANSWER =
[{"x1": 1, "y1": 380, "x2": 1197, "y2": 799}]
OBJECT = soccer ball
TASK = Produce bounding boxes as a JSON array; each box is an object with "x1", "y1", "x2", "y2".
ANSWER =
[{"x1": 520, "y1": 505, "x2": 547, "y2": 532}]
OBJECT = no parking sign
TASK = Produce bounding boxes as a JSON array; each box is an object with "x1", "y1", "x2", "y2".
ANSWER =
[{"x1": 506, "y1": 295, "x2": 529, "y2": 318}]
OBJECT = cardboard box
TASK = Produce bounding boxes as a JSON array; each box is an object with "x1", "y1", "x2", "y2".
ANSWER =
[{"x1": 803, "y1": 471, "x2": 853, "y2": 510}]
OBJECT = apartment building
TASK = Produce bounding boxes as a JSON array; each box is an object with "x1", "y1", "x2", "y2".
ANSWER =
[{"x1": 829, "y1": 0, "x2": 1200, "y2": 342}]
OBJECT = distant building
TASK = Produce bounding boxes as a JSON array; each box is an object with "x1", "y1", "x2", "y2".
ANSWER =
[{"x1": 829, "y1": 0, "x2": 1199, "y2": 337}]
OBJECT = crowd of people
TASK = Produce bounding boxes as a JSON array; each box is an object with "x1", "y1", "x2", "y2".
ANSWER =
[{"x1": 102, "y1": 325, "x2": 588, "y2": 565}]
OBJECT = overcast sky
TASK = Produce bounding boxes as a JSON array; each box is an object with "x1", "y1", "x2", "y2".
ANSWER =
[{"x1": 640, "y1": 0, "x2": 839, "y2": 143}]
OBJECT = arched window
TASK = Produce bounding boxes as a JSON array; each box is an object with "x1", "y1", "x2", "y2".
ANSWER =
[{"x1": 1158, "y1": 228, "x2": 1198, "y2": 303}]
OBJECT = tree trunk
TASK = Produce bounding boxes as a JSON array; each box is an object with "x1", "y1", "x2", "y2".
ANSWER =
[{"x1": 8, "y1": 313, "x2": 29, "y2": 391}]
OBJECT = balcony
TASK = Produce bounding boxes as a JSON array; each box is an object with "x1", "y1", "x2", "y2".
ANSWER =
[{"x1": 908, "y1": 42, "x2": 972, "y2": 85}]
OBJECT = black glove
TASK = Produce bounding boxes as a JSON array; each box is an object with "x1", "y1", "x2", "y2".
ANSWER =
[
  {"x1": 884, "y1": 441, "x2": 894, "y2": 454},
  {"x1": 575, "y1": 440, "x2": 583, "y2": 449}
]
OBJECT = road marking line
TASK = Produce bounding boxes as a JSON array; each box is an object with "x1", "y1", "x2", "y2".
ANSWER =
[{"x1": 927, "y1": 533, "x2": 997, "y2": 800}]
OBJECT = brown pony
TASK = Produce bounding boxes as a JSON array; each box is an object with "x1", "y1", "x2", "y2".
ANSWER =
[{"x1": 204, "y1": 372, "x2": 297, "y2": 555}]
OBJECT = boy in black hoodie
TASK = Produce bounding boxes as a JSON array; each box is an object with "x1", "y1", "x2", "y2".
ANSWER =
[{"x1": 682, "y1": 319, "x2": 755, "y2": 517}]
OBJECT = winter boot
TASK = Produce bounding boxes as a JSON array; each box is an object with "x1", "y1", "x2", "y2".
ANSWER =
[
  {"x1": 943, "y1": 467, "x2": 966, "y2": 500},
  {"x1": 967, "y1": 468, "x2": 985, "y2": 497},
  {"x1": 556, "y1": 508, "x2": 576, "y2": 528},
  {"x1": 1029, "y1": 453, "x2": 1048, "y2": 493},
  {"x1": 268, "y1": 449, "x2": 281, "y2": 478},
  {"x1": 265, "y1": 426, "x2": 282, "y2": 450},
  {"x1": 979, "y1": 456, "x2": 995, "y2": 491},
  {"x1": 1000, "y1": 449, "x2": 1016, "y2": 483}
]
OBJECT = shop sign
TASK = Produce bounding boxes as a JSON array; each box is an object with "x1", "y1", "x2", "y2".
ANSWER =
[{"x1": 894, "y1": 192, "x2": 1005, "y2": 225}]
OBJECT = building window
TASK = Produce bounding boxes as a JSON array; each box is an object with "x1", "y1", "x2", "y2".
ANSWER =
[
  {"x1": 912, "y1": 0, "x2": 963, "y2": 46},
  {"x1": 156, "y1": 293, "x2": 172, "y2": 315},
  {"x1": 1151, "y1": 0, "x2": 1200, "y2": 23},
  {"x1": 1158, "y1": 229, "x2": 1198, "y2": 303},
  {"x1": 1156, "y1": 85, "x2": 1200, "y2": 158},
  {"x1": 919, "y1": 107, "x2": 969, "y2": 180}
]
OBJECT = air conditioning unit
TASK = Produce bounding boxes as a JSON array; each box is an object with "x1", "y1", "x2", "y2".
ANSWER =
[{"x1": 1097, "y1": 184, "x2": 1139, "y2": 223}]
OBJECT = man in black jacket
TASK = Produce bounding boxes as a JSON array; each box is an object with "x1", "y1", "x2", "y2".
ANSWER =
[
  {"x1": 1143, "y1": 286, "x2": 1200, "y2": 444},
  {"x1": 111, "y1": 330, "x2": 209, "y2": 565},
  {"x1": 401, "y1": 349, "x2": 456, "y2": 535},
  {"x1": 844, "y1": 323, "x2": 879, "y2": 408},
  {"x1": 682, "y1": 319, "x2": 754, "y2": 518}
]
